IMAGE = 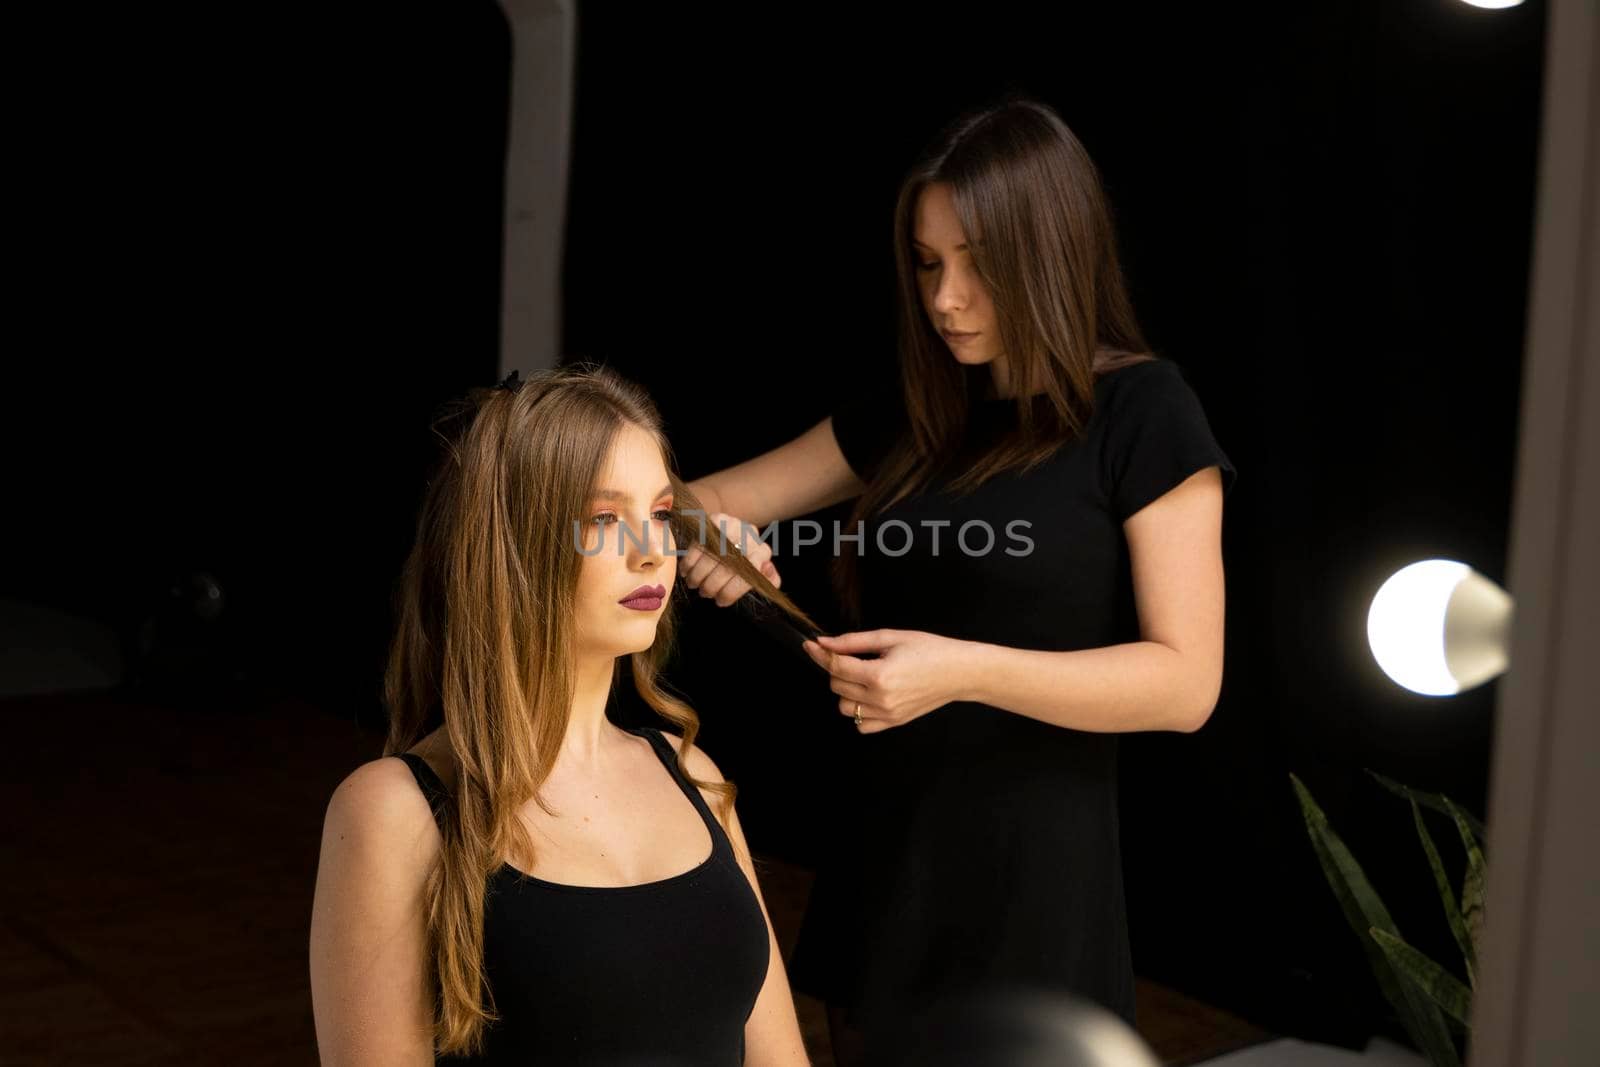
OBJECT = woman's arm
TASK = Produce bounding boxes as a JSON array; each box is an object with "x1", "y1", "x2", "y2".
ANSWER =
[
  {"x1": 957, "y1": 637, "x2": 1215, "y2": 733},
  {"x1": 807, "y1": 466, "x2": 1227, "y2": 735},
  {"x1": 961, "y1": 466, "x2": 1227, "y2": 732},
  {"x1": 687, "y1": 417, "x2": 863, "y2": 529},
  {"x1": 728, "y1": 805, "x2": 813, "y2": 1066},
  {"x1": 676, "y1": 740, "x2": 811, "y2": 1066},
  {"x1": 309, "y1": 759, "x2": 440, "y2": 1066}
]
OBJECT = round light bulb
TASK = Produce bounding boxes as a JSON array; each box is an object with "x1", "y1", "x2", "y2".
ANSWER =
[{"x1": 1367, "y1": 559, "x2": 1513, "y2": 696}]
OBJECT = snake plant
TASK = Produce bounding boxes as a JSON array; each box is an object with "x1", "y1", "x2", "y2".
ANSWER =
[{"x1": 1289, "y1": 770, "x2": 1486, "y2": 1067}]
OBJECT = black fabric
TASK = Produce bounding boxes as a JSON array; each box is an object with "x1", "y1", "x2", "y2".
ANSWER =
[
  {"x1": 396, "y1": 726, "x2": 770, "y2": 1065},
  {"x1": 792, "y1": 357, "x2": 1236, "y2": 1048},
  {"x1": 1098, "y1": 359, "x2": 1238, "y2": 522},
  {"x1": 825, "y1": 359, "x2": 906, "y2": 485}
]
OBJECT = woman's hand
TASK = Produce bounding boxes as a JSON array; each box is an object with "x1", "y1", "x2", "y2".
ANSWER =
[
  {"x1": 678, "y1": 511, "x2": 782, "y2": 607},
  {"x1": 802, "y1": 629, "x2": 976, "y2": 734}
]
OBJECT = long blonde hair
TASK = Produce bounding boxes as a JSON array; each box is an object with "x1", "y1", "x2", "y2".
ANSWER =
[{"x1": 382, "y1": 362, "x2": 824, "y2": 1057}]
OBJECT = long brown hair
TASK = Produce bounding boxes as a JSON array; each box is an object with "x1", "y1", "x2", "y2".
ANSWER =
[
  {"x1": 382, "y1": 363, "x2": 824, "y2": 1057},
  {"x1": 833, "y1": 93, "x2": 1158, "y2": 625}
]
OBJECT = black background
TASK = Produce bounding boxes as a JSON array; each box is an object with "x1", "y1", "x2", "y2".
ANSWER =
[{"x1": 6, "y1": 0, "x2": 1544, "y2": 1050}]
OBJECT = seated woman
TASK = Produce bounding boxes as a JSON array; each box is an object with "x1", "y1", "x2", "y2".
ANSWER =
[{"x1": 309, "y1": 364, "x2": 818, "y2": 1065}]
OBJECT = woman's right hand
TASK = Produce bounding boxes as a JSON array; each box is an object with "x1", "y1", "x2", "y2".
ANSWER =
[{"x1": 678, "y1": 511, "x2": 782, "y2": 607}]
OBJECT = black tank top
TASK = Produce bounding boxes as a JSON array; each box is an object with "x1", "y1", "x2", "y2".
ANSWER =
[{"x1": 395, "y1": 725, "x2": 770, "y2": 1065}]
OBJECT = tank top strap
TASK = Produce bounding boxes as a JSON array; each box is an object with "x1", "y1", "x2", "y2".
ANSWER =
[
  {"x1": 629, "y1": 725, "x2": 734, "y2": 864},
  {"x1": 394, "y1": 752, "x2": 449, "y2": 831}
]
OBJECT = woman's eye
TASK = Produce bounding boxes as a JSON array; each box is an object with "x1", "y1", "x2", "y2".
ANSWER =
[
  {"x1": 592, "y1": 510, "x2": 673, "y2": 525},
  {"x1": 916, "y1": 260, "x2": 939, "y2": 271}
]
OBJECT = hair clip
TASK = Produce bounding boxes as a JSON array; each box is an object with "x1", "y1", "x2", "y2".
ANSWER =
[{"x1": 497, "y1": 369, "x2": 522, "y2": 392}]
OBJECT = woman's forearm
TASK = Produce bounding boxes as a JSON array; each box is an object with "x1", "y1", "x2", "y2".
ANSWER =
[
  {"x1": 955, "y1": 638, "x2": 1215, "y2": 734},
  {"x1": 683, "y1": 477, "x2": 725, "y2": 517}
]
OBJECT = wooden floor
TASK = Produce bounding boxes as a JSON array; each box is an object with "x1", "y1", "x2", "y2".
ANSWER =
[{"x1": 0, "y1": 690, "x2": 1271, "y2": 1065}]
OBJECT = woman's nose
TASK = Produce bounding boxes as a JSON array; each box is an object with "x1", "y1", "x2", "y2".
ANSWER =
[
  {"x1": 628, "y1": 516, "x2": 669, "y2": 562},
  {"x1": 934, "y1": 272, "x2": 968, "y2": 313}
]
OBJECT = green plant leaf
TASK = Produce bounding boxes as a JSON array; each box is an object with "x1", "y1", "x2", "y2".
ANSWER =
[
  {"x1": 1290, "y1": 774, "x2": 1462, "y2": 1067},
  {"x1": 1409, "y1": 797, "x2": 1477, "y2": 987},
  {"x1": 1442, "y1": 796, "x2": 1487, "y2": 958},
  {"x1": 1370, "y1": 926, "x2": 1474, "y2": 1027},
  {"x1": 1366, "y1": 769, "x2": 1487, "y2": 844}
]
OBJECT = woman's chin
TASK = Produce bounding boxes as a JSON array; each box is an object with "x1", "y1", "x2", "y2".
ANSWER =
[
  {"x1": 579, "y1": 623, "x2": 661, "y2": 660},
  {"x1": 949, "y1": 348, "x2": 997, "y2": 366},
  {"x1": 617, "y1": 626, "x2": 661, "y2": 656}
]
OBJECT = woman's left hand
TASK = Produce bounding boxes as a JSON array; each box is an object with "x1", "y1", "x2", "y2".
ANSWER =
[{"x1": 801, "y1": 629, "x2": 975, "y2": 734}]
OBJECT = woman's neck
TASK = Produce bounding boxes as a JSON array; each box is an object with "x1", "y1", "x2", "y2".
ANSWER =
[{"x1": 561, "y1": 655, "x2": 625, "y2": 769}]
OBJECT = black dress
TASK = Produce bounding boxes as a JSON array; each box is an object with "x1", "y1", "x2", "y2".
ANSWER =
[
  {"x1": 786, "y1": 357, "x2": 1238, "y2": 1045},
  {"x1": 397, "y1": 725, "x2": 770, "y2": 1065}
]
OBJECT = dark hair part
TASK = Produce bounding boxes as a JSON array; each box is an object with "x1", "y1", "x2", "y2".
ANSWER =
[{"x1": 831, "y1": 93, "x2": 1157, "y2": 625}]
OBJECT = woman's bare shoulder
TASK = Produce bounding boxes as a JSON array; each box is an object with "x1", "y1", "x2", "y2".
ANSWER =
[
  {"x1": 647, "y1": 726, "x2": 727, "y2": 785},
  {"x1": 310, "y1": 755, "x2": 440, "y2": 1062},
  {"x1": 321, "y1": 753, "x2": 444, "y2": 876}
]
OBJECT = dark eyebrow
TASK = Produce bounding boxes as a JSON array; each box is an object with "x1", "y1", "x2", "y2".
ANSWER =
[
  {"x1": 592, "y1": 484, "x2": 674, "y2": 503},
  {"x1": 912, "y1": 238, "x2": 970, "y2": 252}
]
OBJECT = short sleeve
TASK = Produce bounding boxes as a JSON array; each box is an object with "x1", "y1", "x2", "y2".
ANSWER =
[
  {"x1": 828, "y1": 363, "x2": 906, "y2": 483},
  {"x1": 1102, "y1": 360, "x2": 1237, "y2": 522}
]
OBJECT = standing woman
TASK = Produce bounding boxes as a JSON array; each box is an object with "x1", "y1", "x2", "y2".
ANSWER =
[{"x1": 680, "y1": 95, "x2": 1237, "y2": 1062}]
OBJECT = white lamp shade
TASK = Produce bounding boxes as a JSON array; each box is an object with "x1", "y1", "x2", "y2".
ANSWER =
[{"x1": 1367, "y1": 559, "x2": 1514, "y2": 696}]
